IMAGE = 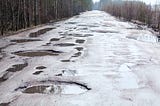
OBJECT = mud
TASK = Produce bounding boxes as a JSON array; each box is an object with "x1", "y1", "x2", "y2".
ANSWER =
[
  {"x1": 75, "y1": 47, "x2": 83, "y2": 51},
  {"x1": 29, "y1": 28, "x2": 54, "y2": 37},
  {"x1": 10, "y1": 39, "x2": 42, "y2": 43},
  {"x1": 13, "y1": 50, "x2": 62, "y2": 57},
  {"x1": 6, "y1": 63, "x2": 28, "y2": 72},
  {"x1": 76, "y1": 39, "x2": 85, "y2": 44},
  {"x1": 54, "y1": 43, "x2": 76, "y2": 47}
]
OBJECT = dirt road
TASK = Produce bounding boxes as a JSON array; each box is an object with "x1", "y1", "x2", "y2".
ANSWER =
[{"x1": 0, "y1": 11, "x2": 160, "y2": 106}]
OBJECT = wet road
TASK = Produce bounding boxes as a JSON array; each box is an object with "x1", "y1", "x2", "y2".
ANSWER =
[{"x1": 0, "y1": 11, "x2": 160, "y2": 106}]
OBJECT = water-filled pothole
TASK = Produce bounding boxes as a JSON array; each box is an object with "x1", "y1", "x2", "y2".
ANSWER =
[
  {"x1": 54, "y1": 43, "x2": 76, "y2": 47},
  {"x1": 29, "y1": 28, "x2": 54, "y2": 37},
  {"x1": 61, "y1": 60, "x2": 71, "y2": 62},
  {"x1": 13, "y1": 50, "x2": 62, "y2": 57},
  {"x1": 75, "y1": 47, "x2": 83, "y2": 51},
  {"x1": 33, "y1": 71, "x2": 43, "y2": 75},
  {"x1": 50, "y1": 38, "x2": 60, "y2": 42},
  {"x1": 0, "y1": 102, "x2": 10, "y2": 106},
  {"x1": 6, "y1": 63, "x2": 28, "y2": 72},
  {"x1": 17, "y1": 81, "x2": 91, "y2": 95},
  {"x1": 76, "y1": 39, "x2": 85, "y2": 44},
  {"x1": 0, "y1": 72, "x2": 10, "y2": 83},
  {"x1": 36, "y1": 66, "x2": 47, "y2": 70},
  {"x1": 10, "y1": 39, "x2": 42, "y2": 43},
  {"x1": 72, "y1": 52, "x2": 81, "y2": 57}
]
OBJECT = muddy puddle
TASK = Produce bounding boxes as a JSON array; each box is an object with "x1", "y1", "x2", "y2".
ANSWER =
[
  {"x1": 36, "y1": 66, "x2": 47, "y2": 70},
  {"x1": 6, "y1": 63, "x2": 28, "y2": 72},
  {"x1": 54, "y1": 43, "x2": 76, "y2": 47},
  {"x1": 29, "y1": 28, "x2": 54, "y2": 37},
  {"x1": 61, "y1": 60, "x2": 71, "y2": 62},
  {"x1": 13, "y1": 50, "x2": 62, "y2": 57},
  {"x1": 50, "y1": 38, "x2": 60, "y2": 42},
  {"x1": 18, "y1": 81, "x2": 91, "y2": 95},
  {"x1": 72, "y1": 52, "x2": 81, "y2": 57},
  {"x1": 0, "y1": 63, "x2": 28, "y2": 83},
  {"x1": 10, "y1": 39, "x2": 42, "y2": 43},
  {"x1": 0, "y1": 102, "x2": 10, "y2": 106},
  {"x1": 76, "y1": 39, "x2": 85, "y2": 44},
  {"x1": 75, "y1": 47, "x2": 83, "y2": 51},
  {"x1": 33, "y1": 71, "x2": 43, "y2": 75},
  {"x1": 0, "y1": 72, "x2": 10, "y2": 83}
]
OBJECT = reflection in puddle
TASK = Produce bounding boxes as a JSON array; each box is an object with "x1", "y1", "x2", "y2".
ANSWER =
[{"x1": 13, "y1": 50, "x2": 62, "y2": 57}]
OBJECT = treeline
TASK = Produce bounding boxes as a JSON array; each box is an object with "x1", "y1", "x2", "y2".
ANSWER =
[
  {"x1": 100, "y1": 0, "x2": 160, "y2": 33},
  {"x1": 0, "y1": 0, "x2": 92, "y2": 35}
]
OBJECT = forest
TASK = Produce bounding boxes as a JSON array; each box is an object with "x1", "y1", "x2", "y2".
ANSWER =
[
  {"x1": 99, "y1": 0, "x2": 160, "y2": 34},
  {"x1": 0, "y1": 0, "x2": 92, "y2": 35}
]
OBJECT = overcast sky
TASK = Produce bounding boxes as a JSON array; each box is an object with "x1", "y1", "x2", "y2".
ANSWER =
[{"x1": 92, "y1": 0, "x2": 159, "y2": 5}]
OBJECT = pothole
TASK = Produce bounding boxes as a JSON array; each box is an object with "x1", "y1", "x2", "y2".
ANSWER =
[
  {"x1": 76, "y1": 39, "x2": 85, "y2": 44},
  {"x1": 75, "y1": 47, "x2": 83, "y2": 51},
  {"x1": 92, "y1": 30, "x2": 119, "y2": 33},
  {"x1": 6, "y1": 63, "x2": 28, "y2": 72},
  {"x1": 54, "y1": 43, "x2": 76, "y2": 47},
  {"x1": 36, "y1": 66, "x2": 47, "y2": 70},
  {"x1": 16, "y1": 80, "x2": 91, "y2": 95},
  {"x1": 29, "y1": 28, "x2": 54, "y2": 37},
  {"x1": 61, "y1": 60, "x2": 71, "y2": 62},
  {"x1": 13, "y1": 50, "x2": 62, "y2": 57},
  {"x1": 84, "y1": 34, "x2": 94, "y2": 37},
  {"x1": 72, "y1": 52, "x2": 81, "y2": 57},
  {"x1": 50, "y1": 38, "x2": 60, "y2": 42},
  {"x1": 33, "y1": 71, "x2": 43, "y2": 75},
  {"x1": 10, "y1": 39, "x2": 42, "y2": 43},
  {"x1": 0, "y1": 102, "x2": 10, "y2": 106},
  {"x1": 0, "y1": 72, "x2": 10, "y2": 83},
  {"x1": 65, "y1": 22, "x2": 77, "y2": 24}
]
